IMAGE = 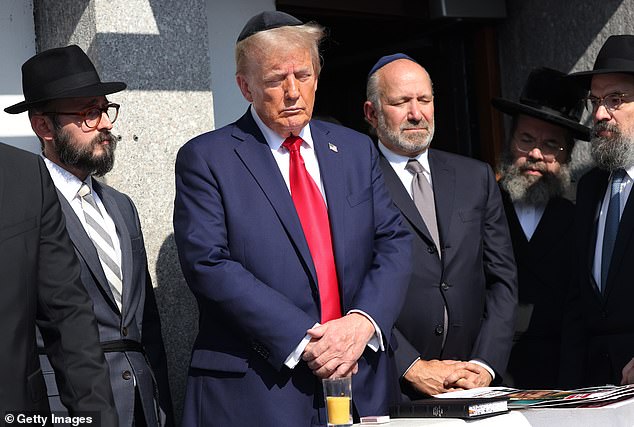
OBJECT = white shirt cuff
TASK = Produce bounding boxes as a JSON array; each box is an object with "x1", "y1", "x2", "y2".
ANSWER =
[
  {"x1": 348, "y1": 309, "x2": 383, "y2": 352},
  {"x1": 284, "y1": 323, "x2": 320, "y2": 369},
  {"x1": 469, "y1": 359, "x2": 495, "y2": 381}
]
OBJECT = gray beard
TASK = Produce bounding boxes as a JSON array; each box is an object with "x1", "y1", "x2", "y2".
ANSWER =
[
  {"x1": 499, "y1": 158, "x2": 571, "y2": 205},
  {"x1": 591, "y1": 121, "x2": 634, "y2": 171},
  {"x1": 377, "y1": 112, "x2": 434, "y2": 155}
]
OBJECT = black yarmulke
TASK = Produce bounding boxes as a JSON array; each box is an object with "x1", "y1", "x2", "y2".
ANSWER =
[{"x1": 237, "y1": 11, "x2": 303, "y2": 43}]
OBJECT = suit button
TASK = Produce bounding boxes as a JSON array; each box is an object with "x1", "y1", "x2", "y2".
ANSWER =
[
  {"x1": 427, "y1": 246, "x2": 436, "y2": 254},
  {"x1": 435, "y1": 325, "x2": 444, "y2": 335},
  {"x1": 122, "y1": 370, "x2": 132, "y2": 380},
  {"x1": 441, "y1": 283, "x2": 449, "y2": 291},
  {"x1": 122, "y1": 327, "x2": 128, "y2": 336}
]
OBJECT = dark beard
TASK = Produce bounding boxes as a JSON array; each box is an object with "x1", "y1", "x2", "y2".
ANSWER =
[
  {"x1": 591, "y1": 121, "x2": 634, "y2": 171},
  {"x1": 499, "y1": 157, "x2": 571, "y2": 205},
  {"x1": 53, "y1": 128, "x2": 116, "y2": 177}
]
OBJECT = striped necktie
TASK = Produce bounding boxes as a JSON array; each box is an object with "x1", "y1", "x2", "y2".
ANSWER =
[{"x1": 78, "y1": 183, "x2": 123, "y2": 309}]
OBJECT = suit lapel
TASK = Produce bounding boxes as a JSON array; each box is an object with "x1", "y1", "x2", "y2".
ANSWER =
[
  {"x1": 428, "y1": 150, "x2": 455, "y2": 252},
  {"x1": 586, "y1": 171, "x2": 609, "y2": 298},
  {"x1": 232, "y1": 113, "x2": 318, "y2": 287},
  {"x1": 93, "y1": 181, "x2": 132, "y2": 318},
  {"x1": 378, "y1": 154, "x2": 434, "y2": 245},
  {"x1": 56, "y1": 189, "x2": 119, "y2": 312},
  {"x1": 311, "y1": 123, "x2": 347, "y2": 303}
]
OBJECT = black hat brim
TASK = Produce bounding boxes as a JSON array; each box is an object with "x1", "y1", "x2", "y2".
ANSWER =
[
  {"x1": 4, "y1": 81, "x2": 127, "y2": 114},
  {"x1": 567, "y1": 69, "x2": 634, "y2": 90},
  {"x1": 492, "y1": 98, "x2": 591, "y2": 141}
]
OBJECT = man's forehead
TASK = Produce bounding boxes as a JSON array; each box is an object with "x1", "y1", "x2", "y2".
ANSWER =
[
  {"x1": 516, "y1": 114, "x2": 569, "y2": 138},
  {"x1": 48, "y1": 96, "x2": 107, "y2": 109},
  {"x1": 256, "y1": 49, "x2": 314, "y2": 73},
  {"x1": 591, "y1": 73, "x2": 634, "y2": 91}
]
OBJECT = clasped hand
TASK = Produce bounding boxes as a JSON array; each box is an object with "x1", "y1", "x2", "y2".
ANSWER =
[
  {"x1": 404, "y1": 359, "x2": 493, "y2": 396},
  {"x1": 302, "y1": 313, "x2": 375, "y2": 379}
]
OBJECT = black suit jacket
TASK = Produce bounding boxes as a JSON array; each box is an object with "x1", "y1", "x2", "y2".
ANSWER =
[
  {"x1": 0, "y1": 143, "x2": 116, "y2": 425},
  {"x1": 501, "y1": 191, "x2": 574, "y2": 389},
  {"x1": 561, "y1": 167, "x2": 634, "y2": 387},
  {"x1": 38, "y1": 174, "x2": 173, "y2": 426},
  {"x1": 380, "y1": 149, "x2": 517, "y2": 398}
]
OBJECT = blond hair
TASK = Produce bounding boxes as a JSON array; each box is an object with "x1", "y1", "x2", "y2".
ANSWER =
[{"x1": 235, "y1": 23, "x2": 325, "y2": 77}]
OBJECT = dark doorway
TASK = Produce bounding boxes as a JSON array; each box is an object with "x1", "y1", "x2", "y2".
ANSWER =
[{"x1": 277, "y1": 1, "x2": 505, "y2": 166}]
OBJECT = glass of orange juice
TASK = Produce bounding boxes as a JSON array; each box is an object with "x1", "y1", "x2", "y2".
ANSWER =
[{"x1": 322, "y1": 377, "x2": 352, "y2": 427}]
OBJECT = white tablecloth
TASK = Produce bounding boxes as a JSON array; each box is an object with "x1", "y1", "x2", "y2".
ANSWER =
[{"x1": 355, "y1": 397, "x2": 634, "y2": 427}]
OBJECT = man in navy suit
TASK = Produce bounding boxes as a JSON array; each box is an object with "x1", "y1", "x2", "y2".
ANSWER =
[
  {"x1": 363, "y1": 54, "x2": 517, "y2": 399},
  {"x1": 173, "y1": 11, "x2": 412, "y2": 427}
]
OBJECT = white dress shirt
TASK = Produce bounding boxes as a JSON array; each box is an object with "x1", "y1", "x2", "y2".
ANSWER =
[
  {"x1": 377, "y1": 141, "x2": 495, "y2": 381},
  {"x1": 249, "y1": 107, "x2": 382, "y2": 369},
  {"x1": 378, "y1": 141, "x2": 432, "y2": 194},
  {"x1": 513, "y1": 202, "x2": 546, "y2": 241},
  {"x1": 592, "y1": 167, "x2": 634, "y2": 287},
  {"x1": 42, "y1": 156, "x2": 123, "y2": 280}
]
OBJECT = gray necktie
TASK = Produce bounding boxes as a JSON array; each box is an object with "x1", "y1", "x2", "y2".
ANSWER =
[
  {"x1": 406, "y1": 159, "x2": 441, "y2": 255},
  {"x1": 406, "y1": 159, "x2": 448, "y2": 347},
  {"x1": 78, "y1": 183, "x2": 123, "y2": 309}
]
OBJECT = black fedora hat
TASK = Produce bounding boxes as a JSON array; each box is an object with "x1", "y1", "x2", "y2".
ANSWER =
[
  {"x1": 4, "y1": 45, "x2": 126, "y2": 114},
  {"x1": 492, "y1": 67, "x2": 590, "y2": 141},
  {"x1": 568, "y1": 35, "x2": 634, "y2": 88}
]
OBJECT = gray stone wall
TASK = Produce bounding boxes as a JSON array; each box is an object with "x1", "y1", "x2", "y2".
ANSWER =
[{"x1": 33, "y1": 0, "x2": 212, "y2": 420}]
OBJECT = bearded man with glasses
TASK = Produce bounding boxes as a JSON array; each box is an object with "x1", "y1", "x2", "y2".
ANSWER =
[
  {"x1": 5, "y1": 45, "x2": 173, "y2": 426},
  {"x1": 560, "y1": 34, "x2": 634, "y2": 389},
  {"x1": 492, "y1": 67, "x2": 591, "y2": 389}
]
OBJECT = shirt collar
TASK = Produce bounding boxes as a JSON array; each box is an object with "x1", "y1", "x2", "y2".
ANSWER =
[
  {"x1": 249, "y1": 105, "x2": 315, "y2": 151},
  {"x1": 41, "y1": 154, "x2": 94, "y2": 203},
  {"x1": 377, "y1": 140, "x2": 430, "y2": 173}
]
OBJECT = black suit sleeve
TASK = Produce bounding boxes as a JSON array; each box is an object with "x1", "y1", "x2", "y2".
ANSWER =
[{"x1": 34, "y1": 157, "x2": 118, "y2": 426}]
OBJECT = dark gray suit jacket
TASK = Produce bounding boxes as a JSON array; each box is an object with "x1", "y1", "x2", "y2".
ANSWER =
[
  {"x1": 0, "y1": 143, "x2": 116, "y2": 424},
  {"x1": 379, "y1": 149, "x2": 518, "y2": 398},
  {"x1": 38, "y1": 176, "x2": 172, "y2": 426}
]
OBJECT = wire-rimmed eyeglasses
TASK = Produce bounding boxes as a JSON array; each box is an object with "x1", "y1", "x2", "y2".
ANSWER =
[
  {"x1": 514, "y1": 135, "x2": 565, "y2": 163},
  {"x1": 584, "y1": 92, "x2": 630, "y2": 114},
  {"x1": 41, "y1": 103, "x2": 120, "y2": 129}
]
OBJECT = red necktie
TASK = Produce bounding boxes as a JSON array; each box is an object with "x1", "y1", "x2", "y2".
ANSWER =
[{"x1": 283, "y1": 135, "x2": 341, "y2": 322}]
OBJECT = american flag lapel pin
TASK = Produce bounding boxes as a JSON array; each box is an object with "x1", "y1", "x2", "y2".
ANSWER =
[{"x1": 328, "y1": 143, "x2": 338, "y2": 152}]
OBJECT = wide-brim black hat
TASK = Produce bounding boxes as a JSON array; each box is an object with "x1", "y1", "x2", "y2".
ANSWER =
[
  {"x1": 567, "y1": 35, "x2": 634, "y2": 89},
  {"x1": 492, "y1": 67, "x2": 591, "y2": 141},
  {"x1": 4, "y1": 45, "x2": 126, "y2": 114}
]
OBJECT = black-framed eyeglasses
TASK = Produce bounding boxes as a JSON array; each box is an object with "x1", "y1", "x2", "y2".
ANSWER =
[
  {"x1": 584, "y1": 92, "x2": 630, "y2": 113},
  {"x1": 41, "y1": 103, "x2": 119, "y2": 129},
  {"x1": 513, "y1": 135, "x2": 565, "y2": 163}
]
